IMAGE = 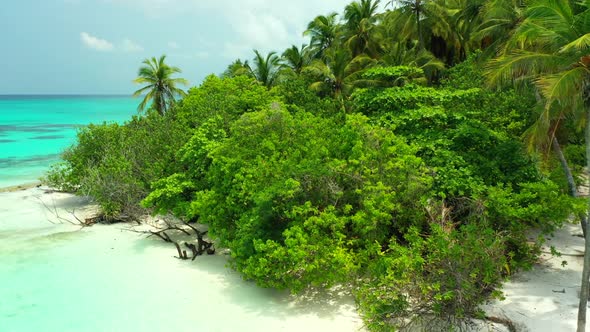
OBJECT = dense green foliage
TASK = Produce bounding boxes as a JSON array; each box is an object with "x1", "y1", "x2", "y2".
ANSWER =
[
  {"x1": 47, "y1": 0, "x2": 590, "y2": 330},
  {"x1": 46, "y1": 111, "x2": 188, "y2": 217}
]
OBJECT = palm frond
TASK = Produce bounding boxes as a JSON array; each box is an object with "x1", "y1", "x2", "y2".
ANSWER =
[{"x1": 536, "y1": 66, "x2": 588, "y2": 107}]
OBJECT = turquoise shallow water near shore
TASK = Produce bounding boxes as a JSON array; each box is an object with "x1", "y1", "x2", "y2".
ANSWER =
[
  {"x1": 0, "y1": 95, "x2": 137, "y2": 188},
  {"x1": 0, "y1": 189, "x2": 364, "y2": 332}
]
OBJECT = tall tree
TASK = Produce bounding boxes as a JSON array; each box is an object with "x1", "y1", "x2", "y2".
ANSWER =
[
  {"x1": 473, "y1": 0, "x2": 525, "y2": 58},
  {"x1": 133, "y1": 55, "x2": 188, "y2": 115},
  {"x1": 487, "y1": 1, "x2": 590, "y2": 330},
  {"x1": 281, "y1": 44, "x2": 312, "y2": 74},
  {"x1": 222, "y1": 59, "x2": 252, "y2": 78},
  {"x1": 304, "y1": 13, "x2": 341, "y2": 59},
  {"x1": 249, "y1": 50, "x2": 282, "y2": 89},
  {"x1": 343, "y1": 0, "x2": 382, "y2": 57},
  {"x1": 303, "y1": 48, "x2": 375, "y2": 99},
  {"x1": 397, "y1": 0, "x2": 428, "y2": 49}
]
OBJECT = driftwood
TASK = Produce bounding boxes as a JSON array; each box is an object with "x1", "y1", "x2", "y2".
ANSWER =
[
  {"x1": 485, "y1": 315, "x2": 518, "y2": 332},
  {"x1": 127, "y1": 218, "x2": 215, "y2": 261}
]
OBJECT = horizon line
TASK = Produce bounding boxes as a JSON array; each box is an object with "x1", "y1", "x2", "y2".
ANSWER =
[{"x1": 0, "y1": 94, "x2": 135, "y2": 96}]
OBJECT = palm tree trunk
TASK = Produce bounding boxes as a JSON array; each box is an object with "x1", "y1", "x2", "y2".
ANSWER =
[
  {"x1": 416, "y1": 2, "x2": 424, "y2": 50},
  {"x1": 553, "y1": 136, "x2": 587, "y2": 238},
  {"x1": 576, "y1": 107, "x2": 590, "y2": 332}
]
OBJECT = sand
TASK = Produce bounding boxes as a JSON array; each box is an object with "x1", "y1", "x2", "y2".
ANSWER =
[
  {"x1": 483, "y1": 222, "x2": 587, "y2": 331},
  {"x1": 1, "y1": 186, "x2": 587, "y2": 332},
  {"x1": 0, "y1": 187, "x2": 365, "y2": 332}
]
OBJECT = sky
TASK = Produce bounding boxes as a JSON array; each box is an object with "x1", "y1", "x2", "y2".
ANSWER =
[{"x1": 0, "y1": 0, "x2": 357, "y2": 94}]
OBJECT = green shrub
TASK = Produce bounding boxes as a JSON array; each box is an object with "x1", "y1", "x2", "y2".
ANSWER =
[
  {"x1": 189, "y1": 108, "x2": 430, "y2": 290},
  {"x1": 45, "y1": 111, "x2": 187, "y2": 217},
  {"x1": 357, "y1": 222, "x2": 508, "y2": 331}
]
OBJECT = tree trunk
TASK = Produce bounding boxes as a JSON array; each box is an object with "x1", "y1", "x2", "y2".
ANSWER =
[
  {"x1": 416, "y1": 2, "x2": 424, "y2": 50},
  {"x1": 553, "y1": 136, "x2": 587, "y2": 238},
  {"x1": 576, "y1": 108, "x2": 590, "y2": 332}
]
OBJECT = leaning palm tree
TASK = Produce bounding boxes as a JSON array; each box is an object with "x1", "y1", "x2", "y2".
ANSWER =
[
  {"x1": 487, "y1": 1, "x2": 590, "y2": 330},
  {"x1": 133, "y1": 55, "x2": 188, "y2": 115}
]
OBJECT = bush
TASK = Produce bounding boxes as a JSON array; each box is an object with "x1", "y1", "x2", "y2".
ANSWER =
[
  {"x1": 188, "y1": 108, "x2": 430, "y2": 290},
  {"x1": 357, "y1": 222, "x2": 508, "y2": 331},
  {"x1": 45, "y1": 111, "x2": 188, "y2": 217}
]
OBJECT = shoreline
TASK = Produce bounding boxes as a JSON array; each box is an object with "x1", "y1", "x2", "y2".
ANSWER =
[
  {"x1": 0, "y1": 181, "x2": 42, "y2": 193},
  {"x1": 0, "y1": 187, "x2": 366, "y2": 332},
  {"x1": 0, "y1": 185, "x2": 583, "y2": 331}
]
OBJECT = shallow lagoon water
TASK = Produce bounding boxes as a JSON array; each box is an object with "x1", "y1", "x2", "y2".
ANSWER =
[
  {"x1": 0, "y1": 95, "x2": 137, "y2": 188},
  {"x1": 0, "y1": 188, "x2": 364, "y2": 332}
]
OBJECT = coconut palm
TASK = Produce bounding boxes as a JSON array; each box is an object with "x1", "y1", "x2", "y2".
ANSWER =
[
  {"x1": 304, "y1": 13, "x2": 341, "y2": 59},
  {"x1": 473, "y1": 0, "x2": 525, "y2": 58},
  {"x1": 281, "y1": 44, "x2": 312, "y2": 74},
  {"x1": 379, "y1": 40, "x2": 445, "y2": 82},
  {"x1": 133, "y1": 55, "x2": 188, "y2": 116},
  {"x1": 303, "y1": 48, "x2": 375, "y2": 99},
  {"x1": 343, "y1": 0, "x2": 382, "y2": 57},
  {"x1": 486, "y1": 1, "x2": 590, "y2": 329},
  {"x1": 396, "y1": 0, "x2": 429, "y2": 49},
  {"x1": 249, "y1": 50, "x2": 282, "y2": 89},
  {"x1": 222, "y1": 59, "x2": 253, "y2": 78}
]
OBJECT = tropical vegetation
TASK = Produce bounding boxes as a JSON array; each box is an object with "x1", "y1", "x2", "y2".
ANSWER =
[
  {"x1": 133, "y1": 55, "x2": 188, "y2": 115},
  {"x1": 46, "y1": 0, "x2": 590, "y2": 330}
]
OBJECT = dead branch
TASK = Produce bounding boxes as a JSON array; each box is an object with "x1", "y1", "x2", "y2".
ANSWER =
[
  {"x1": 124, "y1": 218, "x2": 215, "y2": 260},
  {"x1": 37, "y1": 195, "x2": 88, "y2": 227}
]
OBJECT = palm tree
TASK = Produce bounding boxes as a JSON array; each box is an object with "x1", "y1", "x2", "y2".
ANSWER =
[
  {"x1": 396, "y1": 0, "x2": 428, "y2": 49},
  {"x1": 473, "y1": 0, "x2": 525, "y2": 59},
  {"x1": 379, "y1": 40, "x2": 445, "y2": 82},
  {"x1": 281, "y1": 44, "x2": 312, "y2": 74},
  {"x1": 343, "y1": 0, "x2": 382, "y2": 57},
  {"x1": 431, "y1": 0, "x2": 485, "y2": 64},
  {"x1": 487, "y1": 1, "x2": 590, "y2": 329},
  {"x1": 304, "y1": 13, "x2": 341, "y2": 59},
  {"x1": 249, "y1": 50, "x2": 282, "y2": 89},
  {"x1": 222, "y1": 59, "x2": 253, "y2": 78},
  {"x1": 133, "y1": 55, "x2": 188, "y2": 116},
  {"x1": 303, "y1": 48, "x2": 375, "y2": 99}
]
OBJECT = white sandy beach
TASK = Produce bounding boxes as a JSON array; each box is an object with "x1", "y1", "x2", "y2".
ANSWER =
[
  {"x1": 0, "y1": 187, "x2": 365, "y2": 332},
  {"x1": 0, "y1": 186, "x2": 587, "y2": 332},
  {"x1": 483, "y1": 222, "x2": 587, "y2": 331}
]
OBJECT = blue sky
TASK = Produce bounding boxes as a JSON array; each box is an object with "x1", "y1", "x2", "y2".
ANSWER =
[{"x1": 0, "y1": 0, "x2": 357, "y2": 94}]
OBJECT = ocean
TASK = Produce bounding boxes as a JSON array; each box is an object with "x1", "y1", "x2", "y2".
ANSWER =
[{"x1": 0, "y1": 95, "x2": 138, "y2": 188}]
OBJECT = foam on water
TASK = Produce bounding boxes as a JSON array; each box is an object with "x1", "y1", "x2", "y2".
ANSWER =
[{"x1": 0, "y1": 189, "x2": 365, "y2": 332}]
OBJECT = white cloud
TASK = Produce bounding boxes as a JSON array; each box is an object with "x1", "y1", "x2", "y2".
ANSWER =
[
  {"x1": 168, "y1": 41, "x2": 179, "y2": 49},
  {"x1": 80, "y1": 32, "x2": 114, "y2": 51},
  {"x1": 104, "y1": 0, "x2": 354, "y2": 59},
  {"x1": 122, "y1": 39, "x2": 144, "y2": 52}
]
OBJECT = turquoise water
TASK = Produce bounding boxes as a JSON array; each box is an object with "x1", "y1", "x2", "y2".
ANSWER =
[
  {"x1": 0, "y1": 95, "x2": 137, "y2": 188},
  {"x1": 0, "y1": 189, "x2": 364, "y2": 332}
]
